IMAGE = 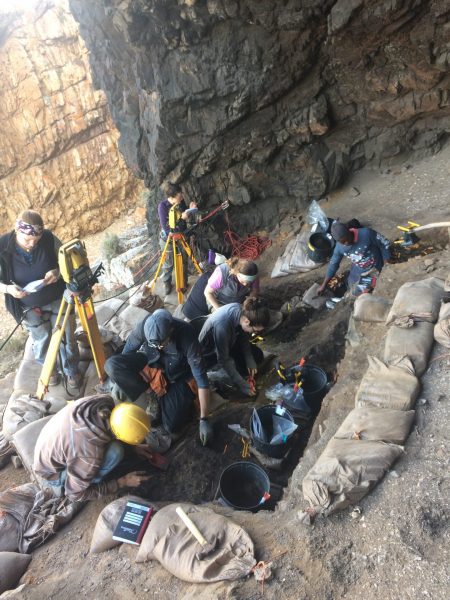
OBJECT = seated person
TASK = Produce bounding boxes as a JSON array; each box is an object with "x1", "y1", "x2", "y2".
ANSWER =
[
  {"x1": 318, "y1": 221, "x2": 391, "y2": 297},
  {"x1": 183, "y1": 257, "x2": 259, "y2": 322},
  {"x1": 105, "y1": 309, "x2": 213, "y2": 445},
  {"x1": 33, "y1": 394, "x2": 151, "y2": 502},
  {"x1": 198, "y1": 297, "x2": 270, "y2": 397}
]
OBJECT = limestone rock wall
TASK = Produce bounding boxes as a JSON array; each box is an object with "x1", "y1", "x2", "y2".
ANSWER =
[
  {"x1": 68, "y1": 0, "x2": 450, "y2": 238},
  {"x1": 0, "y1": 0, "x2": 143, "y2": 240}
]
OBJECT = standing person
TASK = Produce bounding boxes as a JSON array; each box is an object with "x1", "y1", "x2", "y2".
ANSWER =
[
  {"x1": 104, "y1": 309, "x2": 213, "y2": 445},
  {"x1": 198, "y1": 297, "x2": 270, "y2": 397},
  {"x1": 33, "y1": 394, "x2": 151, "y2": 502},
  {"x1": 157, "y1": 182, "x2": 197, "y2": 296},
  {"x1": 203, "y1": 257, "x2": 259, "y2": 312},
  {"x1": 317, "y1": 221, "x2": 392, "y2": 297},
  {"x1": 0, "y1": 210, "x2": 80, "y2": 387}
]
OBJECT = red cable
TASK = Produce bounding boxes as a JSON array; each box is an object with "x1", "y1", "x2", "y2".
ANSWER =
[{"x1": 223, "y1": 211, "x2": 271, "y2": 259}]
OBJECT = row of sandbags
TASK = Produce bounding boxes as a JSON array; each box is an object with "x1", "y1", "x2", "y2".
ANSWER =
[
  {"x1": 302, "y1": 276, "x2": 447, "y2": 516},
  {"x1": 89, "y1": 498, "x2": 256, "y2": 583}
]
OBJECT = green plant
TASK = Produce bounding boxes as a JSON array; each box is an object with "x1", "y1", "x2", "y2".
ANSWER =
[{"x1": 102, "y1": 233, "x2": 122, "y2": 261}]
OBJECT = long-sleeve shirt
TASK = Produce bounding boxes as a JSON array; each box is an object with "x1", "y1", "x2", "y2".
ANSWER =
[
  {"x1": 33, "y1": 395, "x2": 119, "y2": 502},
  {"x1": 123, "y1": 312, "x2": 210, "y2": 389},
  {"x1": 157, "y1": 198, "x2": 187, "y2": 236},
  {"x1": 326, "y1": 227, "x2": 391, "y2": 279},
  {"x1": 198, "y1": 303, "x2": 255, "y2": 391}
]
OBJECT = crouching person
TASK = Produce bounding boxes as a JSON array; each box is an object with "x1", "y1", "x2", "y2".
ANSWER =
[
  {"x1": 33, "y1": 394, "x2": 151, "y2": 502},
  {"x1": 104, "y1": 309, "x2": 213, "y2": 446}
]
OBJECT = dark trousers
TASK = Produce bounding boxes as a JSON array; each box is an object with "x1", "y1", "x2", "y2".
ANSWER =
[
  {"x1": 105, "y1": 353, "x2": 195, "y2": 433},
  {"x1": 204, "y1": 339, "x2": 264, "y2": 376}
]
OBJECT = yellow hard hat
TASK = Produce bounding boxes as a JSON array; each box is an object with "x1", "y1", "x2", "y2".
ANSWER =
[{"x1": 109, "y1": 403, "x2": 151, "y2": 445}]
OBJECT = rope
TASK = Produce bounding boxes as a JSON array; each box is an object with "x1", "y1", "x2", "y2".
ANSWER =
[{"x1": 224, "y1": 211, "x2": 272, "y2": 260}]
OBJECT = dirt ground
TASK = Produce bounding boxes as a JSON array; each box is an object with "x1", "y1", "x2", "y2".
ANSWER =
[{"x1": 0, "y1": 145, "x2": 449, "y2": 599}]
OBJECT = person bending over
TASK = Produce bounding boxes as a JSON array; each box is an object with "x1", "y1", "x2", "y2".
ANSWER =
[
  {"x1": 0, "y1": 210, "x2": 80, "y2": 387},
  {"x1": 317, "y1": 221, "x2": 391, "y2": 297},
  {"x1": 105, "y1": 309, "x2": 213, "y2": 445},
  {"x1": 204, "y1": 257, "x2": 259, "y2": 312},
  {"x1": 198, "y1": 297, "x2": 269, "y2": 397},
  {"x1": 33, "y1": 394, "x2": 151, "y2": 502}
]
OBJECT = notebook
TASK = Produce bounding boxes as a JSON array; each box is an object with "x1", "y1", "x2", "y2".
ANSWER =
[{"x1": 112, "y1": 501, "x2": 154, "y2": 545}]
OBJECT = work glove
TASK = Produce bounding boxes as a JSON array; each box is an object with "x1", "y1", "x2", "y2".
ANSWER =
[
  {"x1": 239, "y1": 381, "x2": 256, "y2": 397},
  {"x1": 199, "y1": 418, "x2": 213, "y2": 446}
]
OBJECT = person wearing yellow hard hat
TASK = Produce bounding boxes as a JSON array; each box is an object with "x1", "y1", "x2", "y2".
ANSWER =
[{"x1": 33, "y1": 394, "x2": 152, "y2": 502}]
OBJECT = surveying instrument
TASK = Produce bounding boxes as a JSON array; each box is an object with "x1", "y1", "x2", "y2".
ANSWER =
[
  {"x1": 36, "y1": 239, "x2": 106, "y2": 400},
  {"x1": 150, "y1": 204, "x2": 203, "y2": 303}
]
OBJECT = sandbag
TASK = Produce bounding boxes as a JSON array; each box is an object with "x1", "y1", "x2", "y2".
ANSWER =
[
  {"x1": 2, "y1": 393, "x2": 52, "y2": 441},
  {"x1": 136, "y1": 503, "x2": 256, "y2": 583},
  {"x1": 353, "y1": 294, "x2": 391, "y2": 322},
  {"x1": 355, "y1": 356, "x2": 420, "y2": 411},
  {"x1": 434, "y1": 302, "x2": 450, "y2": 348},
  {"x1": 12, "y1": 416, "x2": 53, "y2": 476},
  {"x1": 0, "y1": 552, "x2": 32, "y2": 594},
  {"x1": 334, "y1": 407, "x2": 415, "y2": 445},
  {"x1": 384, "y1": 321, "x2": 435, "y2": 376},
  {"x1": 0, "y1": 512, "x2": 19, "y2": 552},
  {"x1": 386, "y1": 277, "x2": 444, "y2": 325},
  {"x1": 90, "y1": 495, "x2": 153, "y2": 554},
  {"x1": 302, "y1": 283, "x2": 327, "y2": 309},
  {"x1": 102, "y1": 304, "x2": 149, "y2": 343},
  {"x1": 302, "y1": 438, "x2": 404, "y2": 515}
]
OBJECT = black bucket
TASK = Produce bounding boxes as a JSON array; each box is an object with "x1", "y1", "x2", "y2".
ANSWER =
[
  {"x1": 219, "y1": 461, "x2": 270, "y2": 511},
  {"x1": 250, "y1": 405, "x2": 296, "y2": 459},
  {"x1": 301, "y1": 365, "x2": 328, "y2": 412},
  {"x1": 307, "y1": 232, "x2": 334, "y2": 263}
]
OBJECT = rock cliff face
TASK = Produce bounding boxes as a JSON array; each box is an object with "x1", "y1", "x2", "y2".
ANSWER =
[
  {"x1": 69, "y1": 0, "x2": 450, "y2": 237},
  {"x1": 0, "y1": 0, "x2": 143, "y2": 239}
]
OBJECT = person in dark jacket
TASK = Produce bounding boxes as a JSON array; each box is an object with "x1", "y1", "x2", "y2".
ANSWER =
[
  {"x1": 157, "y1": 182, "x2": 197, "y2": 296},
  {"x1": 105, "y1": 309, "x2": 213, "y2": 445},
  {"x1": 0, "y1": 210, "x2": 80, "y2": 386},
  {"x1": 198, "y1": 297, "x2": 270, "y2": 397},
  {"x1": 33, "y1": 394, "x2": 151, "y2": 502},
  {"x1": 317, "y1": 221, "x2": 392, "y2": 297}
]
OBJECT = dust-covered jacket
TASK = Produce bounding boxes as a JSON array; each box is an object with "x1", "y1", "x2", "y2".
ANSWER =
[{"x1": 33, "y1": 394, "x2": 119, "y2": 502}]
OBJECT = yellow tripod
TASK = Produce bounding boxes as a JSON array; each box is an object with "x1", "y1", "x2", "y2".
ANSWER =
[
  {"x1": 150, "y1": 205, "x2": 203, "y2": 304},
  {"x1": 36, "y1": 239, "x2": 106, "y2": 401}
]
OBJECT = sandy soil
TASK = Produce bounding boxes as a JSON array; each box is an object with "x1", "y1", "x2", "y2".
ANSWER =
[{"x1": 0, "y1": 146, "x2": 449, "y2": 599}]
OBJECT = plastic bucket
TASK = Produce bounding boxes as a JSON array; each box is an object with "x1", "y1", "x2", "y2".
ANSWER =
[
  {"x1": 219, "y1": 461, "x2": 270, "y2": 511},
  {"x1": 301, "y1": 365, "x2": 328, "y2": 411},
  {"x1": 250, "y1": 405, "x2": 295, "y2": 459},
  {"x1": 307, "y1": 233, "x2": 334, "y2": 262}
]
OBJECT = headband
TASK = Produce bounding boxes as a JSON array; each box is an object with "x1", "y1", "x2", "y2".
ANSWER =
[
  {"x1": 16, "y1": 220, "x2": 44, "y2": 237},
  {"x1": 238, "y1": 272, "x2": 257, "y2": 283}
]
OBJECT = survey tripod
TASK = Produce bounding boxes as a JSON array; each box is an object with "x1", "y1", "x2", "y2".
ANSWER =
[
  {"x1": 36, "y1": 239, "x2": 106, "y2": 401},
  {"x1": 150, "y1": 205, "x2": 203, "y2": 304}
]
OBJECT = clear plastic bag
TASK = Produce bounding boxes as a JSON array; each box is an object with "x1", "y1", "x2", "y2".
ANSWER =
[
  {"x1": 265, "y1": 383, "x2": 285, "y2": 402},
  {"x1": 271, "y1": 415, "x2": 298, "y2": 444},
  {"x1": 306, "y1": 199, "x2": 328, "y2": 232}
]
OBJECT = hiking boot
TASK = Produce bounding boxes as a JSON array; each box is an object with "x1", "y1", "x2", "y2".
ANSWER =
[
  {"x1": 163, "y1": 281, "x2": 172, "y2": 295},
  {"x1": 49, "y1": 373, "x2": 61, "y2": 386},
  {"x1": 67, "y1": 373, "x2": 83, "y2": 389}
]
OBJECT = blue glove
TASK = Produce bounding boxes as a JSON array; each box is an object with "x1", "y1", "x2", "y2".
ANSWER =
[{"x1": 199, "y1": 418, "x2": 213, "y2": 446}]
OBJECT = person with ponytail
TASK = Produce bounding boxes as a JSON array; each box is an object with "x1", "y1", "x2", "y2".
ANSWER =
[
  {"x1": 203, "y1": 257, "x2": 259, "y2": 313},
  {"x1": 198, "y1": 297, "x2": 269, "y2": 397},
  {"x1": 0, "y1": 210, "x2": 80, "y2": 387}
]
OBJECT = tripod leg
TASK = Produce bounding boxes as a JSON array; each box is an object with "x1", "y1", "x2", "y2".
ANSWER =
[
  {"x1": 149, "y1": 235, "x2": 171, "y2": 293},
  {"x1": 75, "y1": 297, "x2": 106, "y2": 382},
  {"x1": 36, "y1": 298, "x2": 71, "y2": 401},
  {"x1": 178, "y1": 235, "x2": 203, "y2": 274},
  {"x1": 173, "y1": 237, "x2": 186, "y2": 304}
]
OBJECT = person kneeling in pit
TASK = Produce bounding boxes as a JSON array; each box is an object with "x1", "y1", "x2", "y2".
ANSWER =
[
  {"x1": 33, "y1": 394, "x2": 151, "y2": 502},
  {"x1": 104, "y1": 309, "x2": 213, "y2": 446},
  {"x1": 198, "y1": 297, "x2": 270, "y2": 397}
]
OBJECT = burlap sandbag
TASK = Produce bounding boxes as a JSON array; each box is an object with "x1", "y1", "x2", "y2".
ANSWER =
[
  {"x1": 302, "y1": 438, "x2": 404, "y2": 515},
  {"x1": 355, "y1": 356, "x2": 420, "y2": 411},
  {"x1": 384, "y1": 321, "x2": 435, "y2": 376},
  {"x1": 136, "y1": 503, "x2": 256, "y2": 583},
  {"x1": 353, "y1": 294, "x2": 391, "y2": 322},
  {"x1": 302, "y1": 283, "x2": 327, "y2": 309},
  {"x1": 434, "y1": 302, "x2": 450, "y2": 348},
  {"x1": 90, "y1": 495, "x2": 153, "y2": 554},
  {"x1": 12, "y1": 416, "x2": 53, "y2": 476},
  {"x1": 0, "y1": 512, "x2": 19, "y2": 552},
  {"x1": 386, "y1": 277, "x2": 444, "y2": 325},
  {"x1": 0, "y1": 552, "x2": 32, "y2": 594},
  {"x1": 334, "y1": 407, "x2": 415, "y2": 445},
  {"x1": 102, "y1": 304, "x2": 149, "y2": 343}
]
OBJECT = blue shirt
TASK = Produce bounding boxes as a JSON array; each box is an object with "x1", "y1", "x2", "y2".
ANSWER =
[{"x1": 326, "y1": 227, "x2": 391, "y2": 279}]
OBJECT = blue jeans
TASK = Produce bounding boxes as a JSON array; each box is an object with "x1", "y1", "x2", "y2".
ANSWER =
[
  {"x1": 45, "y1": 441, "x2": 124, "y2": 493},
  {"x1": 23, "y1": 298, "x2": 80, "y2": 377}
]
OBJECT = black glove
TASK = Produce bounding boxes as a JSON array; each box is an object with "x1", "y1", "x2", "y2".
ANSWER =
[{"x1": 199, "y1": 418, "x2": 213, "y2": 446}]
